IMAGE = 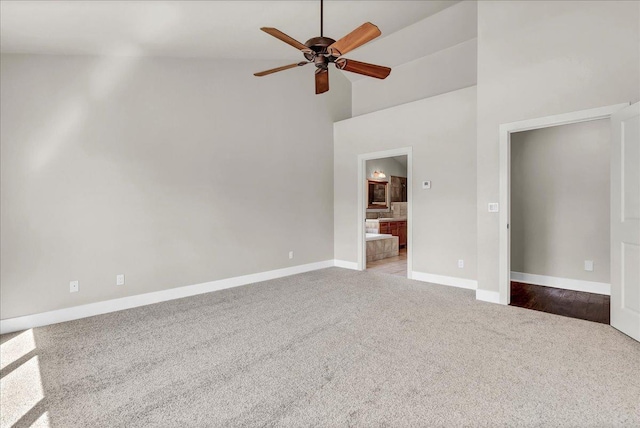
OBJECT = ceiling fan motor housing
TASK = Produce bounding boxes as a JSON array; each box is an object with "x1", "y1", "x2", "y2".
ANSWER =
[{"x1": 304, "y1": 36, "x2": 339, "y2": 67}]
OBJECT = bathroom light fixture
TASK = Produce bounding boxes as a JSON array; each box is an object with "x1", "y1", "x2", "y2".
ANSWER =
[{"x1": 373, "y1": 170, "x2": 386, "y2": 179}]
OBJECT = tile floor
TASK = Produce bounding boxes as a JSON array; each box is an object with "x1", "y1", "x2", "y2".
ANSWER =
[{"x1": 366, "y1": 248, "x2": 407, "y2": 276}]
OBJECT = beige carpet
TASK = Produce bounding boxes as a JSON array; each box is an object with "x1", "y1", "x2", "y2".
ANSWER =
[{"x1": 2, "y1": 268, "x2": 639, "y2": 427}]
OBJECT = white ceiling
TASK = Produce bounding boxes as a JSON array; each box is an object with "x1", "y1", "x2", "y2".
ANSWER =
[{"x1": 0, "y1": 1, "x2": 459, "y2": 60}]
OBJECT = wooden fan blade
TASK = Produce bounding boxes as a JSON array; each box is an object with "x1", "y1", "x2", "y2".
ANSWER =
[
  {"x1": 261, "y1": 27, "x2": 310, "y2": 52},
  {"x1": 328, "y1": 22, "x2": 381, "y2": 56},
  {"x1": 254, "y1": 62, "x2": 307, "y2": 77},
  {"x1": 336, "y1": 59, "x2": 391, "y2": 79},
  {"x1": 315, "y1": 69, "x2": 329, "y2": 94}
]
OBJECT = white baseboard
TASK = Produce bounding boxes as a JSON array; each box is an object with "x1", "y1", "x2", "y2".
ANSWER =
[
  {"x1": 476, "y1": 289, "x2": 501, "y2": 304},
  {"x1": 510, "y1": 271, "x2": 610, "y2": 296},
  {"x1": 0, "y1": 260, "x2": 335, "y2": 335},
  {"x1": 411, "y1": 271, "x2": 477, "y2": 290},
  {"x1": 333, "y1": 260, "x2": 359, "y2": 270}
]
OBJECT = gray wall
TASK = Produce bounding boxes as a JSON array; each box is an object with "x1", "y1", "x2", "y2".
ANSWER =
[
  {"x1": 510, "y1": 120, "x2": 610, "y2": 283},
  {"x1": 476, "y1": 0, "x2": 640, "y2": 294},
  {"x1": 0, "y1": 54, "x2": 351, "y2": 319},
  {"x1": 335, "y1": 86, "x2": 477, "y2": 280},
  {"x1": 350, "y1": 1, "x2": 477, "y2": 117},
  {"x1": 352, "y1": 38, "x2": 477, "y2": 117}
]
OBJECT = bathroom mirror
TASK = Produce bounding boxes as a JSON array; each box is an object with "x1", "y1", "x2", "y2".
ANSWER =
[{"x1": 367, "y1": 180, "x2": 388, "y2": 209}]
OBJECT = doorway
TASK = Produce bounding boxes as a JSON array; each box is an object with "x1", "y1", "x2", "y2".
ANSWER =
[
  {"x1": 508, "y1": 119, "x2": 611, "y2": 323},
  {"x1": 357, "y1": 148, "x2": 413, "y2": 277},
  {"x1": 365, "y1": 156, "x2": 408, "y2": 276},
  {"x1": 498, "y1": 104, "x2": 629, "y2": 305},
  {"x1": 499, "y1": 103, "x2": 640, "y2": 342}
]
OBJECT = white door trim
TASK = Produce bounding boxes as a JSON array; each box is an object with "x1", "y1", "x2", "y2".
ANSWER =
[
  {"x1": 498, "y1": 103, "x2": 629, "y2": 305},
  {"x1": 357, "y1": 147, "x2": 413, "y2": 277}
]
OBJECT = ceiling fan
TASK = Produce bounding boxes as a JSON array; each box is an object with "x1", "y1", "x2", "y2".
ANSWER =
[{"x1": 254, "y1": 0, "x2": 391, "y2": 94}]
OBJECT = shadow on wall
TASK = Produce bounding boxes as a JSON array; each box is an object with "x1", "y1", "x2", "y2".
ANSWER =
[{"x1": 28, "y1": 2, "x2": 183, "y2": 172}]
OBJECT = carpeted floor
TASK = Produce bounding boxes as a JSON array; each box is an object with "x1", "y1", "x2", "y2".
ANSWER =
[{"x1": 2, "y1": 268, "x2": 639, "y2": 427}]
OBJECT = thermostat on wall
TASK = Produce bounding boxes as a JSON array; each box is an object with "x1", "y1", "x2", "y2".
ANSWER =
[
  {"x1": 488, "y1": 203, "x2": 499, "y2": 212},
  {"x1": 422, "y1": 180, "x2": 431, "y2": 189}
]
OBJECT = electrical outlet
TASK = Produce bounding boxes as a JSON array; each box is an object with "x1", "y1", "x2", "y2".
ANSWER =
[
  {"x1": 116, "y1": 274, "x2": 125, "y2": 286},
  {"x1": 458, "y1": 259, "x2": 464, "y2": 268},
  {"x1": 289, "y1": 251, "x2": 294, "y2": 260},
  {"x1": 70, "y1": 280, "x2": 79, "y2": 293},
  {"x1": 584, "y1": 260, "x2": 594, "y2": 271},
  {"x1": 488, "y1": 203, "x2": 499, "y2": 213}
]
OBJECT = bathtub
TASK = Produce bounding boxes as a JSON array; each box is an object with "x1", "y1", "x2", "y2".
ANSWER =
[
  {"x1": 366, "y1": 233, "x2": 393, "y2": 241},
  {"x1": 366, "y1": 234, "x2": 399, "y2": 262}
]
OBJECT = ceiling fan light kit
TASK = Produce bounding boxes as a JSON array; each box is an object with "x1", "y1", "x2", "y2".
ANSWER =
[{"x1": 254, "y1": 0, "x2": 391, "y2": 94}]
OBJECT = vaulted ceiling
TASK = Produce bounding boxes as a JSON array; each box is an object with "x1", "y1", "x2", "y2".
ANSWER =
[{"x1": 0, "y1": 1, "x2": 459, "y2": 60}]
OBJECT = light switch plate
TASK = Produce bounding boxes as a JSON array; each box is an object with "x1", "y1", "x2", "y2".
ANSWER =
[
  {"x1": 70, "y1": 280, "x2": 79, "y2": 293},
  {"x1": 422, "y1": 181, "x2": 431, "y2": 189},
  {"x1": 488, "y1": 203, "x2": 499, "y2": 212}
]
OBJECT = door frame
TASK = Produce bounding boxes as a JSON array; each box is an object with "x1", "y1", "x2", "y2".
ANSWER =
[
  {"x1": 498, "y1": 103, "x2": 628, "y2": 305},
  {"x1": 357, "y1": 147, "x2": 413, "y2": 276}
]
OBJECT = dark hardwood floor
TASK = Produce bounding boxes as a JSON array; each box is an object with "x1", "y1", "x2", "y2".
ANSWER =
[{"x1": 510, "y1": 281, "x2": 610, "y2": 324}]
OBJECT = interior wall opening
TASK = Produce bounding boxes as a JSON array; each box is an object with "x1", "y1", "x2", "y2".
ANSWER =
[
  {"x1": 509, "y1": 119, "x2": 611, "y2": 324},
  {"x1": 364, "y1": 155, "x2": 409, "y2": 277}
]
